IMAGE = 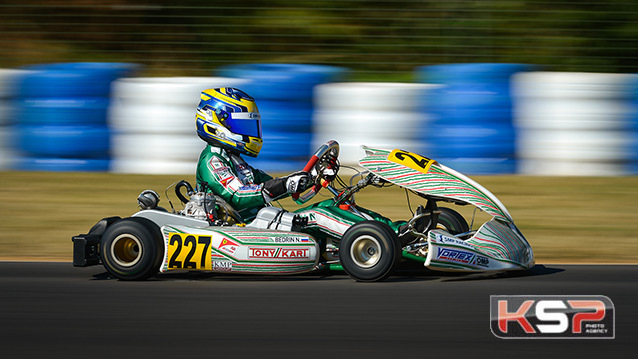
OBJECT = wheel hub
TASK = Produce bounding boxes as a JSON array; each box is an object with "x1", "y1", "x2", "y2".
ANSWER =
[
  {"x1": 350, "y1": 235, "x2": 381, "y2": 268},
  {"x1": 111, "y1": 234, "x2": 143, "y2": 267}
]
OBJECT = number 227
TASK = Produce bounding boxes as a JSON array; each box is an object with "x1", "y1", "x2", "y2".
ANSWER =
[{"x1": 168, "y1": 234, "x2": 211, "y2": 270}]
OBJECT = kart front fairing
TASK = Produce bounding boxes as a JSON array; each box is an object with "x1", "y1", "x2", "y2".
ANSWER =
[{"x1": 359, "y1": 147, "x2": 534, "y2": 271}]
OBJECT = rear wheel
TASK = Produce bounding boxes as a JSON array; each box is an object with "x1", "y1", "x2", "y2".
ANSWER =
[
  {"x1": 100, "y1": 218, "x2": 163, "y2": 280},
  {"x1": 437, "y1": 207, "x2": 470, "y2": 234},
  {"x1": 339, "y1": 221, "x2": 401, "y2": 282}
]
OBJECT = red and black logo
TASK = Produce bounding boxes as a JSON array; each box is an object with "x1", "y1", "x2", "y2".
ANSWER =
[{"x1": 490, "y1": 295, "x2": 614, "y2": 339}]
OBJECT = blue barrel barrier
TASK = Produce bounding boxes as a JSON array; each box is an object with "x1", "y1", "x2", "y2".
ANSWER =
[
  {"x1": 12, "y1": 62, "x2": 138, "y2": 171},
  {"x1": 16, "y1": 125, "x2": 110, "y2": 158},
  {"x1": 16, "y1": 98, "x2": 110, "y2": 126},
  {"x1": 254, "y1": 100, "x2": 315, "y2": 133},
  {"x1": 627, "y1": 76, "x2": 638, "y2": 174},
  {"x1": 13, "y1": 157, "x2": 110, "y2": 172},
  {"x1": 416, "y1": 63, "x2": 530, "y2": 175},
  {"x1": 217, "y1": 63, "x2": 348, "y2": 172},
  {"x1": 217, "y1": 63, "x2": 347, "y2": 101},
  {"x1": 425, "y1": 124, "x2": 516, "y2": 159},
  {"x1": 16, "y1": 62, "x2": 138, "y2": 99}
]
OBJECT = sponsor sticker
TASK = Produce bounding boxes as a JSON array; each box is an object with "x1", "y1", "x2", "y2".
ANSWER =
[
  {"x1": 213, "y1": 166, "x2": 234, "y2": 184},
  {"x1": 218, "y1": 238, "x2": 239, "y2": 255},
  {"x1": 209, "y1": 158, "x2": 225, "y2": 170},
  {"x1": 249, "y1": 247, "x2": 310, "y2": 259},
  {"x1": 475, "y1": 255, "x2": 490, "y2": 267},
  {"x1": 437, "y1": 247, "x2": 474, "y2": 264},
  {"x1": 212, "y1": 261, "x2": 233, "y2": 272},
  {"x1": 435, "y1": 233, "x2": 472, "y2": 248},
  {"x1": 271, "y1": 236, "x2": 310, "y2": 243},
  {"x1": 490, "y1": 295, "x2": 615, "y2": 339}
]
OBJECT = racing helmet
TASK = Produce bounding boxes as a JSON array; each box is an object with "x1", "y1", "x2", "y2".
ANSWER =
[{"x1": 196, "y1": 87, "x2": 262, "y2": 157}]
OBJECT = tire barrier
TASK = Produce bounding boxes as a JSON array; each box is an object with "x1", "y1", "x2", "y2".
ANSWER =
[
  {"x1": 417, "y1": 63, "x2": 529, "y2": 175},
  {"x1": 217, "y1": 63, "x2": 347, "y2": 101},
  {"x1": 13, "y1": 157, "x2": 110, "y2": 172},
  {"x1": 254, "y1": 100, "x2": 314, "y2": 133},
  {"x1": 16, "y1": 125, "x2": 110, "y2": 158},
  {"x1": 109, "y1": 159, "x2": 196, "y2": 175},
  {"x1": 4, "y1": 63, "x2": 638, "y2": 177},
  {"x1": 12, "y1": 63, "x2": 138, "y2": 171},
  {"x1": 17, "y1": 62, "x2": 139, "y2": 99},
  {"x1": 254, "y1": 130, "x2": 314, "y2": 172},
  {"x1": 628, "y1": 77, "x2": 638, "y2": 174},
  {"x1": 217, "y1": 64, "x2": 348, "y2": 172},
  {"x1": 108, "y1": 77, "x2": 248, "y2": 174},
  {"x1": 312, "y1": 82, "x2": 434, "y2": 165},
  {"x1": 0, "y1": 127, "x2": 13, "y2": 170},
  {"x1": 16, "y1": 98, "x2": 110, "y2": 126},
  {"x1": 1, "y1": 69, "x2": 28, "y2": 169},
  {"x1": 513, "y1": 72, "x2": 637, "y2": 176},
  {"x1": 1, "y1": 69, "x2": 27, "y2": 126},
  {"x1": 629, "y1": 133, "x2": 638, "y2": 175},
  {"x1": 111, "y1": 134, "x2": 204, "y2": 162}
]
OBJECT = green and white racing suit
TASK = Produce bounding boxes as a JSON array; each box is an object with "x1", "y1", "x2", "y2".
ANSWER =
[
  {"x1": 196, "y1": 145, "x2": 404, "y2": 244},
  {"x1": 196, "y1": 145, "x2": 273, "y2": 221}
]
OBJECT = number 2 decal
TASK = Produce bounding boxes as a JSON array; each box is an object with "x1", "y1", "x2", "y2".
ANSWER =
[
  {"x1": 388, "y1": 149, "x2": 436, "y2": 174},
  {"x1": 167, "y1": 234, "x2": 212, "y2": 270}
]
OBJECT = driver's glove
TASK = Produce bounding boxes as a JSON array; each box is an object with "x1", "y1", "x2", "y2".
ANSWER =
[
  {"x1": 286, "y1": 171, "x2": 312, "y2": 194},
  {"x1": 263, "y1": 171, "x2": 312, "y2": 200}
]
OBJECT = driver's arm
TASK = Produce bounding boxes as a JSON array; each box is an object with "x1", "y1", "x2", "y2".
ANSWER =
[
  {"x1": 261, "y1": 171, "x2": 311, "y2": 202},
  {"x1": 250, "y1": 167, "x2": 273, "y2": 184},
  {"x1": 196, "y1": 148, "x2": 311, "y2": 218}
]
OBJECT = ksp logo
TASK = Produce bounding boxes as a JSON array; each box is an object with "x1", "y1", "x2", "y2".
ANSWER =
[{"x1": 490, "y1": 295, "x2": 614, "y2": 339}]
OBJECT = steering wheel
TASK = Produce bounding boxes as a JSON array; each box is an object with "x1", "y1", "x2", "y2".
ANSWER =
[{"x1": 292, "y1": 140, "x2": 340, "y2": 204}]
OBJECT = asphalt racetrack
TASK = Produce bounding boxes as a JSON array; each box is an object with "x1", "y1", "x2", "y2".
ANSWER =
[{"x1": 1, "y1": 262, "x2": 635, "y2": 358}]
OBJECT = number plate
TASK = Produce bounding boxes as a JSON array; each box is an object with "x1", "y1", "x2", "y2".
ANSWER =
[
  {"x1": 387, "y1": 149, "x2": 436, "y2": 174},
  {"x1": 167, "y1": 233, "x2": 212, "y2": 270}
]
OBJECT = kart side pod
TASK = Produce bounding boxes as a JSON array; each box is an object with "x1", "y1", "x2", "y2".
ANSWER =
[{"x1": 158, "y1": 225, "x2": 321, "y2": 275}]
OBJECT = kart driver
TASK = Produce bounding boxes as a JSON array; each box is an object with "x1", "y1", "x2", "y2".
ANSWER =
[{"x1": 194, "y1": 87, "x2": 409, "y2": 241}]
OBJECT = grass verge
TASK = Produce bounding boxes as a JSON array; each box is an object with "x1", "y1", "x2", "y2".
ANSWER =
[{"x1": 0, "y1": 171, "x2": 636, "y2": 263}]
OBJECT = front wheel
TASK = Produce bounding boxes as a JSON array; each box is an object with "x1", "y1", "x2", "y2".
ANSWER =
[
  {"x1": 437, "y1": 207, "x2": 470, "y2": 234},
  {"x1": 339, "y1": 221, "x2": 401, "y2": 282},
  {"x1": 100, "y1": 218, "x2": 164, "y2": 280}
]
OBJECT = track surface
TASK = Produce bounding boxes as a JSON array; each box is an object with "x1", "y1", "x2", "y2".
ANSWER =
[{"x1": 0, "y1": 262, "x2": 635, "y2": 358}]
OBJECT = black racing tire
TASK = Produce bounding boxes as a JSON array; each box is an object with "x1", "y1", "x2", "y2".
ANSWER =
[
  {"x1": 437, "y1": 207, "x2": 470, "y2": 235},
  {"x1": 100, "y1": 217, "x2": 163, "y2": 280},
  {"x1": 339, "y1": 221, "x2": 401, "y2": 282}
]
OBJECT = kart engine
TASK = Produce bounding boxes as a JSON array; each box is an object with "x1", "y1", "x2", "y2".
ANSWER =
[{"x1": 180, "y1": 191, "x2": 216, "y2": 221}]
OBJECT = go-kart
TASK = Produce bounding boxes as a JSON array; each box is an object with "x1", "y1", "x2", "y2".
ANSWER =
[{"x1": 73, "y1": 140, "x2": 534, "y2": 282}]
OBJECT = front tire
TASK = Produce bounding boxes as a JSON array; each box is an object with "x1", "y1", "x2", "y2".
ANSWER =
[
  {"x1": 339, "y1": 221, "x2": 401, "y2": 282},
  {"x1": 100, "y1": 218, "x2": 163, "y2": 280},
  {"x1": 437, "y1": 207, "x2": 470, "y2": 234}
]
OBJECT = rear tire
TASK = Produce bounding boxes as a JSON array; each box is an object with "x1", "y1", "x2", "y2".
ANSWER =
[
  {"x1": 437, "y1": 207, "x2": 470, "y2": 234},
  {"x1": 100, "y1": 218, "x2": 163, "y2": 280},
  {"x1": 339, "y1": 221, "x2": 401, "y2": 282}
]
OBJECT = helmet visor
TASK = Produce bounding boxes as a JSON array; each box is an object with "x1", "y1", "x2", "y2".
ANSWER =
[{"x1": 225, "y1": 112, "x2": 262, "y2": 139}]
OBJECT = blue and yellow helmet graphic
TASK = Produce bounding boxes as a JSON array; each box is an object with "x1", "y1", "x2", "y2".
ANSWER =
[{"x1": 196, "y1": 87, "x2": 263, "y2": 157}]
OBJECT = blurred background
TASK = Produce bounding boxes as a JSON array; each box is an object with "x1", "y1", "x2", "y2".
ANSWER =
[
  {"x1": 1, "y1": 0, "x2": 637, "y2": 175},
  {"x1": 1, "y1": 1, "x2": 637, "y2": 262}
]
